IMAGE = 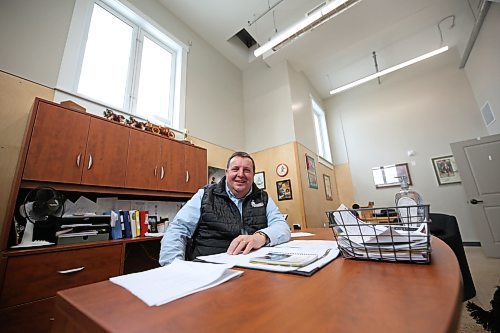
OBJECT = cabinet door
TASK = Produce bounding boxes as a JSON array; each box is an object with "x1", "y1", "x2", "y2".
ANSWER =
[
  {"x1": 126, "y1": 130, "x2": 161, "y2": 190},
  {"x1": 81, "y1": 118, "x2": 129, "y2": 187},
  {"x1": 159, "y1": 139, "x2": 186, "y2": 192},
  {"x1": 184, "y1": 146, "x2": 208, "y2": 193},
  {"x1": 23, "y1": 101, "x2": 89, "y2": 183}
]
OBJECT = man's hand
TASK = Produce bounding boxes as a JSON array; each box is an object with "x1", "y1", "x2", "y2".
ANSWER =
[{"x1": 227, "y1": 233, "x2": 267, "y2": 255}]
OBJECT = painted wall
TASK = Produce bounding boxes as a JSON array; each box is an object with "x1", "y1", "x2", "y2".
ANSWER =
[
  {"x1": 463, "y1": 3, "x2": 500, "y2": 135},
  {"x1": 287, "y1": 63, "x2": 320, "y2": 154},
  {"x1": 296, "y1": 144, "x2": 339, "y2": 229},
  {"x1": 325, "y1": 48, "x2": 488, "y2": 242},
  {"x1": 242, "y1": 61, "x2": 295, "y2": 153},
  {"x1": 0, "y1": 0, "x2": 246, "y2": 151}
]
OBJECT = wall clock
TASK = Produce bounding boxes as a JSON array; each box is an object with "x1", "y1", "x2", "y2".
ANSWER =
[{"x1": 276, "y1": 163, "x2": 289, "y2": 177}]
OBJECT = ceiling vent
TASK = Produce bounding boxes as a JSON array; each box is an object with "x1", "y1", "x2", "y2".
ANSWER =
[{"x1": 233, "y1": 28, "x2": 257, "y2": 48}]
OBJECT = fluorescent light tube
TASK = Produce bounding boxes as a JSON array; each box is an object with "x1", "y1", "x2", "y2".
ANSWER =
[
  {"x1": 329, "y1": 46, "x2": 449, "y2": 95},
  {"x1": 254, "y1": 0, "x2": 354, "y2": 57}
]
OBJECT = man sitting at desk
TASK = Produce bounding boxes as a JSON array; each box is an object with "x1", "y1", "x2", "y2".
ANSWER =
[{"x1": 159, "y1": 151, "x2": 291, "y2": 265}]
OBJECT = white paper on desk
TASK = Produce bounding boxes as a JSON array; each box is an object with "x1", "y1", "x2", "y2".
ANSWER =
[
  {"x1": 198, "y1": 241, "x2": 339, "y2": 274},
  {"x1": 291, "y1": 232, "x2": 315, "y2": 237},
  {"x1": 109, "y1": 259, "x2": 243, "y2": 306}
]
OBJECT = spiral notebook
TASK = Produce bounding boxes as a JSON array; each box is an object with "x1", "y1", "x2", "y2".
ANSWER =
[{"x1": 249, "y1": 252, "x2": 318, "y2": 267}]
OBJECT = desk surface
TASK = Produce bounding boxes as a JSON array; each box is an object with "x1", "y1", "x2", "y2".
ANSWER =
[{"x1": 53, "y1": 228, "x2": 462, "y2": 333}]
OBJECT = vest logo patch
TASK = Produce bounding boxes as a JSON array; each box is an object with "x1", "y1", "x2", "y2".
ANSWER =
[{"x1": 251, "y1": 200, "x2": 264, "y2": 208}]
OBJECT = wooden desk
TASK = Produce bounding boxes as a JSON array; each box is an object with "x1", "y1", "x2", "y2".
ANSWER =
[{"x1": 52, "y1": 228, "x2": 462, "y2": 333}]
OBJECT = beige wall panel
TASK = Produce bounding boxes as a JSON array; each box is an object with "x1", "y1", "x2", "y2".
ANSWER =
[
  {"x1": 334, "y1": 163, "x2": 356, "y2": 207},
  {"x1": 251, "y1": 143, "x2": 303, "y2": 229},
  {"x1": 190, "y1": 138, "x2": 234, "y2": 170},
  {"x1": 296, "y1": 144, "x2": 340, "y2": 229},
  {"x1": 0, "y1": 71, "x2": 54, "y2": 240}
]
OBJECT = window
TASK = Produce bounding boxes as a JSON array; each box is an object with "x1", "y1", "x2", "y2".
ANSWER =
[
  {"x1": 57, "y1": 0, "x2": 186, "y2": 129},
  {"x1": 311, "y1": 98, "x2": 332, "y2": 163}
]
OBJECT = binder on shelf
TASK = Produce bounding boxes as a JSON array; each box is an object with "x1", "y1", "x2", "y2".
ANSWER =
[
  {"x1": 111, "y1": 211, "x2": 123, "y2": 240},
  {"x1": 129, "y1": 210, "x2": 137, "y2": 238},
  {"x1": 121, "y1": 210, "x2": 132, "y2": 238},
  {"x1": 135, "y1": 210, "x2": 141, "y2": 237},
  {"x1": 139, "y1": 210, "x2": 149, "y2": 237}
]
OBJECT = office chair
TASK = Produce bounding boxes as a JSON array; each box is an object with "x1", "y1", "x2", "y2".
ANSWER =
[{"x1": 429, "y1": 213, "x2": 476, "y2": 301}]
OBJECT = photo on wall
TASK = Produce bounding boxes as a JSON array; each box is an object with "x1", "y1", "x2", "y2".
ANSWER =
[
  {"x1": 208, "y1": 166, "x2": 225, "y2": 185},
  {"x1": 431, "y1": 155, "x2": 461, "y2": 185},
  {"x1": 276, "y1": 179, "x2": 293, "y2": 201},
  {"x1": 305, "y1": 154, "x2": 318, "y2": 189}
]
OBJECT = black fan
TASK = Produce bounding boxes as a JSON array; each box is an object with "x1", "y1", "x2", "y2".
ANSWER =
[{"x1": 19, "y1": 187, "x2": 65, "y2": 244}]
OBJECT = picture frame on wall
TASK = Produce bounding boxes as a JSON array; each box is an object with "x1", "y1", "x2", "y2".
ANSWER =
[
  {"x1": 305, "y1": 154, "x2": 318, "y2": 189},
  {"x1": 431, "y1": 155, "x2": 461, "y2": 185},
  {"x1": 323, "y1": 174, "x2": 333, "y2": 201},
  {"x1": 208, "y1": 166, "x2": 225, "y2": 185},
  {"x1": 372, "y1": 163, "x2": 412, "y2": 188},
  {"x1": 254, "y1": 171, "x2": 266, "y2": 189},
  {"x1": 276, "y1": 179, "x2": 293, "y2": 201}
]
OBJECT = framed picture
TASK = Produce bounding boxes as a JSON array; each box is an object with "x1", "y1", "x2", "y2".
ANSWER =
[
  {"x1": 305, "y1": 154, "x2": 318, "y2": 189},
  {"x1": 276, "y1": 179, "x2": 293, "y2": 201},
  {"x1": 254, "y1": 171, "x2": 266, "y2": 189},
  {"x1": 323, "y1": 174, "x2": 333, "y2": 201},
  {"x1": 372, "y1": 163, "x2": 412, "y2": 188},
  {"x1": 208, "y1": 166, "x2": 225, "y2": 185},
  {"x1": 431, "y1": 155, "x2": 461, "y2": 185}
]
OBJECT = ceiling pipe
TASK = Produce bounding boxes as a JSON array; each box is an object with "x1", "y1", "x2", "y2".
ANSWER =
[
  {"x1": 248, "y1": 0, "x2": 286, "y2": 26},
  {"x1": 459, "y1": 0, "x2": 491, "y2": 68}
]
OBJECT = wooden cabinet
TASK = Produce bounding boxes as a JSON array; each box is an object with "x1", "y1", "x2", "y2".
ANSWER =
[
  {"x1": 22, "y1": 101, "x2": 130, "y2": 188},
  {"x1": 0, "y1": 244, "x2": 122, "y2": 333},
  {"x1": 22, "y1": 102, "x2": 90, "y2": 183},
  {"x1": 81, "y1": 117, "x2": 129, "y2": 187},
  {"x1": 184, "y1": 145, "x2": 208, "y2": 193},
  {"x1": 0, "y1": 245, "x2": 122, "y2": 308},
  {"x1": 126, "y1": 124, "x2": 207, "y2": 193},
  {"x1": 0, "y1": 98, "x2": 208, "y2": 332}
]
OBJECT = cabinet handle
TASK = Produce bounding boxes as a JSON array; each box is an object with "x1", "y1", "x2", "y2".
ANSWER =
[
  {"x1": 87, "y1": 154, "x2": 93, "y2": 170},
  {"x1": 186, "y1": 171, "x2": 190, "y2": 183},
  {"x1": 76, "y1": 153, "x2": 81, "y2": 167},
  {"x1": 161, "y1": 166, "x2": 165, "y2": 179},
  {"x1": 57, "y1": 267, "x2": 85, "y2": 274},
  {"x1": 154, "y1": 166, "x2": 157, "y2": 177}
]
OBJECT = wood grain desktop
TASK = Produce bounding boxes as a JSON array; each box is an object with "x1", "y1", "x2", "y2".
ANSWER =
[{"x1": 52, "y1": 228, "x2": 462, "y2": 333}]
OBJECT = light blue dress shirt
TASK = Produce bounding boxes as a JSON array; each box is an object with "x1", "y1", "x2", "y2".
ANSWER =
[{"x1": 159, "y1": 183, "x2": 291, "y2": 266}]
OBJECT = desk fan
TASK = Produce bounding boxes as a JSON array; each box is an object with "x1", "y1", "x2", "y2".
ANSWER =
[{"x1": 18, "y1": 187, "x2": 65, "y2": 245}]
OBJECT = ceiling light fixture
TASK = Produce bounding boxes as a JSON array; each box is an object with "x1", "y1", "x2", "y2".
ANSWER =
[
  {"x1": 254, "y1": 0, "x2": 361, "y2": 58},
  {"x1": 329, "y1": 46, "x2": 449, "y2": 95}
]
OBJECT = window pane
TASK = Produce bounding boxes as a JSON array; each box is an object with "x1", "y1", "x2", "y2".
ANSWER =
[
  {"x1": 78, "y1": 4, "x2": 133, "y2": 108},
  {"x1": 136, "y1": 36, "x2": 173, "y2": 124}
]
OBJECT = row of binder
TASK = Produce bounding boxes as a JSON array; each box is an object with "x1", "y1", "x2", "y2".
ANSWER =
[{"x1": 111, "y1": 210, "x2": 150, "y2": 240}]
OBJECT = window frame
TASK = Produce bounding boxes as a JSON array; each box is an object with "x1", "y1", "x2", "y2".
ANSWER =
[
  {"x1": 55, "y1": 0, "x2": 187, "y2": 130},
  {"x1": 311, "y1": 97, "x2": 333, "y2": 163}
]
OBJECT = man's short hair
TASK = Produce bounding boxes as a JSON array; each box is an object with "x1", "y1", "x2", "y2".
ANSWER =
[{"x1": 226, "y1": 151, "x2": 255, "y2": 173}]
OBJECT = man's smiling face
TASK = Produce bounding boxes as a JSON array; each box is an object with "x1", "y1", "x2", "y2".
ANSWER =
[{"x1": 225, "y1": 156, "x2": 255, "y2": 199}]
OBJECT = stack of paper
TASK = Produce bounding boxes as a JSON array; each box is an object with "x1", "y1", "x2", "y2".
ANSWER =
[
  {"x1": 109, "y1": 259, "x2": 243, "y2": 306},
  {"x1": 197, "y1": 240, "x2": 339, "y2": 275},
  {"x1": 331, "y1": 205, "x2": 430, "y2": 263}
]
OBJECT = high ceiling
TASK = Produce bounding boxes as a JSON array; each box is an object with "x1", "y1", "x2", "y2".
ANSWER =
[{"x1": 159, "y1": 0, "x2": 479, "y2": 98}]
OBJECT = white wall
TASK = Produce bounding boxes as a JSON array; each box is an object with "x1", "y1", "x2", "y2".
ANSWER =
[
  {"x1": 0, "y1": 0, "x2": 74, "y2": 87},
  {"x1": 326, "y1": 48, "x2": 488, "y2": 242},
  {"x1": 242, "y1": 60, "x2": 295, "y2": 153},
  {"x1": 0, "y1": 0, "x2": 246, "y2": 151},
  {"x1": 463, "y1": 3, "x2": 500, "y2": 135},
  {"x1": 287, "y1": 63, "x2": 322, "y2": 155}
]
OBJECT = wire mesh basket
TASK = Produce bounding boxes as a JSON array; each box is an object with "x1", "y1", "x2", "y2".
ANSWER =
[{"x1": 326, "y1": 204, "x2": 432, "y2": 264}]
